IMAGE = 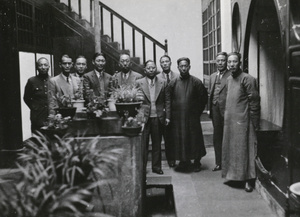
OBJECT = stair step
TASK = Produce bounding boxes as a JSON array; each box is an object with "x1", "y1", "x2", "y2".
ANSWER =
[
  {"x1": 78, "y1": 19, "x2": 91, "y2": 29},
  {"x1": 108, "y1": 41, "x2": 120, "y2": 50},
  {"x1": 102, "y1": 35, "x2": 111, "y2": 43}
]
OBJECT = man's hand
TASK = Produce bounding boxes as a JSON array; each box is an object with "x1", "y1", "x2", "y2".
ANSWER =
[{"x1": 165, "y1": 118, "x2": 170, "y2": 126}]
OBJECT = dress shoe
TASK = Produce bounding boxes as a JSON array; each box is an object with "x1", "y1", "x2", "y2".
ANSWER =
[
  {"x1": 245, "y1": 182, "x2": 253, "y2": 192},
  {"x1": 168, "y1": 161, "x2": 176, "y2": 167},
  {"x1": 152, "y1": 168, "x2": 164, "y2": 175},
  {"x1": 212, "y1": 165, "x2": 222, "y2": 171},
  {"x1": 193, "y1": 162, "x2": 202, "y2": 172},
  {"x1": 175, "y1": 161, "x2": 191, "y2": 172}
]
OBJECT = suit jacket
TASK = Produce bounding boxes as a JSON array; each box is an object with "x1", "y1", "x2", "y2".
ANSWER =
[
  {"x1": 48, "y1": 73, "x2": 81, "y2": 113},
  {"x1": 83, "y1": 70, "x2": 112, "y2": 99},
  {"x1": 115, "y1": 70, "x2": 143, "y2": 86},
  {"x1": 156, "y1": 71, "x2": 179, "y2": 83},
  {"x1": 136, "y1": 76, "x2": 171, "y2": 124},
  {"x1": 208, "y1": 69, "x2": 230, "y2": 118}
]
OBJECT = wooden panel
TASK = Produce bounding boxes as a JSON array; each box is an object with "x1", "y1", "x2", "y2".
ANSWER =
[{"x1": 258, "y1": 31, "x2": 284, "y2": 127}]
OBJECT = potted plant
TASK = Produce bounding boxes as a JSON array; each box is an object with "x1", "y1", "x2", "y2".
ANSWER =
[
  {"x1": 109, "y1": 84, "x2": 144, "y2": 118},
  {"x1": 86, "y1": 90, "x2": 108, "y2": 119},
  {"x1": 72, "y1": 83, "x2": 85, "y2": 112},
  {"x1": 40, "y1": 113, "x2": 71, "y2": 138},
  {"x1": 0, "y1": 133, "x2": 123, "y2": 217},
  {"x1": 54, "y1": 93, "x2": 76, "y2": 119},
  {"x1": 121, "y1": 109, "x2": 145, "y2": 137}
]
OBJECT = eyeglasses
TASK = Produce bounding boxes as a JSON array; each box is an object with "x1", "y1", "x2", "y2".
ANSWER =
[{"x1": 120, "y1": 59, "x2": 130, "y2": 63}]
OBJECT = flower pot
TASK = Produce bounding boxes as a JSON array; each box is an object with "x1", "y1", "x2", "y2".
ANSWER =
[
  {"x1": 115, "y1": 102, "x2": 142, "y2": 118},
  {"x1": 55, "y1": 107, "x2": 76, "y2": 119},
  {"x1": 122, "y1": 126, "x2": 142, "y2": 137},
  {"x1": 72, "y1": 99, "x2": 85, "y2": 112},
  {"x1": 39, "y1": 127, "x2": 68, "y2": 139},
  {"x1": 97, "y1": 111, "x2": 123, "y2": 135}
]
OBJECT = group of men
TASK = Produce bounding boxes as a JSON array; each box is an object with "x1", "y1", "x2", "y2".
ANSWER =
[{"x1": 24, "y1": 51, "x2": 260, "y2": 192}]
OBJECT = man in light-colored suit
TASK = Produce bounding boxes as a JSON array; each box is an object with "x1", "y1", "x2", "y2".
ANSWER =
[
  {"x1": 136, "y1": 60, "x2": 171, "y2": 175},
  {"x1": 208, "y1": 52, "x2": 230, "y2": 171},
  {"x1": 157, "y1": 55, "x2": 179, "y2": 167},
  {"x1": 114, "y1": 53, "x2": 143, "y2": 86},
  {"x1": 48, "y1": 54, "x2": 81, "y2": 114},
  {"x1": 83, "y1": 53, "x2": 112, "y2": 101}
]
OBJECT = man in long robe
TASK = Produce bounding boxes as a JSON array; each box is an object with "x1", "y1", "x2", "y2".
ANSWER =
[
  {"x1": 168, "y1": 57, "x2": 208, "y2": 172},
  {"x1": 222, "y1": 52, "x2": 260, "y2": 192}
]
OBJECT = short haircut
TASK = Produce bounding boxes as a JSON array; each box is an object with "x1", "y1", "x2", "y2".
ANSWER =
[
  {"x1": 216, "y1": 52, "x2": 228, "y2": 59},
  {"x1": 144, "y1": 60, "x2": 156, "y2": 67},
  {"x1": 75, "y1": 55, "x2": 86, "y2": 62},
  {"x1": 227, "y1": 52, "x2": 241, "y2": 61},
  {"x1": 36, "y1": 57, "x2": 49, "y2": 67},
  {"x1": 93, "y1": 52, "x2": 106, "y2": 61},
  {"x1": 177, "y1": 57, "x2": 190, "y2": 66},
  {"x1": 160, "y1": 55, "x2": 171, "y2": 62},
  {"x1": 60, "y1": 54, "x2": 72, "y2": 62},
  {"x1": 119, "y1": 53, "x2": 130, "y2": 61}
]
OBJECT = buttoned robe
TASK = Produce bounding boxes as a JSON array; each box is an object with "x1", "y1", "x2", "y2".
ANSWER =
[
  {"x1": 222, "y1": 71, "x2": 260, "y2": 181},
  {"x1": 168, "y1": 75, "x2": 208, "y2": 161}
]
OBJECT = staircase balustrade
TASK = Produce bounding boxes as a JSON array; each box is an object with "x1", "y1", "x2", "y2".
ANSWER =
[{"x1": 59, "y1": 0, "x2": 168, "y2": 63}]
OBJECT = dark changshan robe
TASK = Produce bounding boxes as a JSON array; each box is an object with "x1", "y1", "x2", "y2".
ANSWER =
[
  {"x1": 222, "y1": 70, "x2": 260, "y2": 181},
  {"x1": 167, "y1": 75, "x2": 208, "y2": 161}
]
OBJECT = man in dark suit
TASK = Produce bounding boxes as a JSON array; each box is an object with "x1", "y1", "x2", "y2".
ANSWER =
[
  {"x1": 136, "y1": 60, "x2": 171, "y2": 175},
  {"x1": 157, "y1": 55, "x2": 179, "y2": 167},
  {"x1": 48, "y1": 54, "x2": 81, "y2": 114},
  {"x1": 114, "y1": 53, "x2": 143, "y2": 86},
  {"x1": 208, "y1": 52, "x2": 230, "y2": 171},
  {"x1": 83, "y1": 53, "x2": 112, "y2": 101},
  {"x1": 24, "y1": 57, "x2": 51, "y2": 133}
]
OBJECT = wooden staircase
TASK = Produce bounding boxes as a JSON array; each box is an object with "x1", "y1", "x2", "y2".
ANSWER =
[{"x1": 50, "y1": 0, "x2": 168, "y2": 74}]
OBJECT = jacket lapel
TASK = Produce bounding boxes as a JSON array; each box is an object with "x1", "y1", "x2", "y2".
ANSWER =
[
  {"x1": 154, "y1": 78, "x2": 163, "y2": 101},
  {"x1": 210, "y1": 73, "x2": 218, "y2": 97},
  {"x1": 57, "y1": 74, "x2": 69, "y2": 96},
  {"x1": 219, "y1": 70, "x2": 230, "y2": 93},
  {"x1": 141, "y1": 78, "x2": 151, "y2": 102}
]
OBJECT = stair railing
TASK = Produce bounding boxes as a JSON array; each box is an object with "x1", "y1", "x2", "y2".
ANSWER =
[{"x1": 59, "y1": 0, "x2": 168, "y2": 63}]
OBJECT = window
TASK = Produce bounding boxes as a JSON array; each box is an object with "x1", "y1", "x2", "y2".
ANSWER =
[{"x1": 202, "y1": 0, "x2": 221, "y2": 77}]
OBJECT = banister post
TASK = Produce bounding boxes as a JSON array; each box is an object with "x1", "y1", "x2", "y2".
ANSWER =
[
  {"x1": 164, "y1": 39, "x2": 168, "y2": 55},
  {"x1": 94, "y1": 0, "x2": 101, "y2": 52}
]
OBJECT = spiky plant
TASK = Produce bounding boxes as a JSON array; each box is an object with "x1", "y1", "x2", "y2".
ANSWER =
[{"x1": 0, "y1": 133, "x2": 123, "y2": 217}]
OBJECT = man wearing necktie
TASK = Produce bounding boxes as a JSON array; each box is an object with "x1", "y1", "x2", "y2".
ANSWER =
[
  {"x1": 157, "y1": 55, "x2": 179, "y2": 167},
  {"x1": 208, "y1": 52, "x2": 230, "y2": 172},
  {"x1": 114, "y1": 53, "x2": 143, "y2": 87},
  {"x1": 83, "y1": 53, "x2": 113, "y2": 102},
  {"x1": 136, "y1": 60, "x2": 171, "y2": 175},
  {"x1": 48, "y1": 54, "x2": 81, "y2": 114}
]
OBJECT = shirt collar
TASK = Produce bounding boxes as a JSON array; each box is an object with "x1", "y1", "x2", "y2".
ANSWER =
[
  {"x1": 147, "y1": 77, "x2": 156, "y2": 85},
  {"x1": 61, "y1": 73, "x2": 71, "y2": 81}
]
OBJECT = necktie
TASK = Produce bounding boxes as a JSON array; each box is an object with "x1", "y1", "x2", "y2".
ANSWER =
[
  {"x1": 151, "y1": 79, "x2": 154, "y2": 87},
  {"x1": 166, "y1": 73, "x2": 170, "y2": 83},
  {"x1": 66, "y1": 76, "x2": 69, "y2": 83}
]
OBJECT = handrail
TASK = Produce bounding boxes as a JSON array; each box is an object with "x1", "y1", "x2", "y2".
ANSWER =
[
  {"x1": 98, "y1": 1, "x2": 166, "y2": 51},
  {"x1": 57, "y1": 0, "x2": 168, "y2": 63}
]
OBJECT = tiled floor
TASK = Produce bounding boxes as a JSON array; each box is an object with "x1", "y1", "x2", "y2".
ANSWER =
[{"x1": 146, "y1": 147, "x2": 277, "y2": 217}]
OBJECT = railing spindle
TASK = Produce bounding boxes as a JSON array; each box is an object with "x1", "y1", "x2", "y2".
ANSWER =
[
  {"x1": 132, "y1": 29, "x2": 135, "y2": 57},
  {"x1": 142, "y1": 35, "x2": 146, "y2": 63},
  {"x1": 90, "y1": 0, "x2": 93, "y2": 26},
  {"x1": 68, "y1": 0, "x2": 71, "y2": 11},
  {"x1": 100, "y1": 6, "x2": 103, "y2": 35},
  {"x1": 153, "y1": 43, "x2": 156, "y2": 63},
  {"x1": 78, "y1": 0, "x2": 82, "y2": 19},
  {"x1": 121, "y1": 21, "x2": 125, "y2": 50},
  {"x1": 165, "y1": 39, "x2": 168, "y2": 55},
  {"x1": 110, "y1": 13, "x2": 114, "y2": 41}
]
